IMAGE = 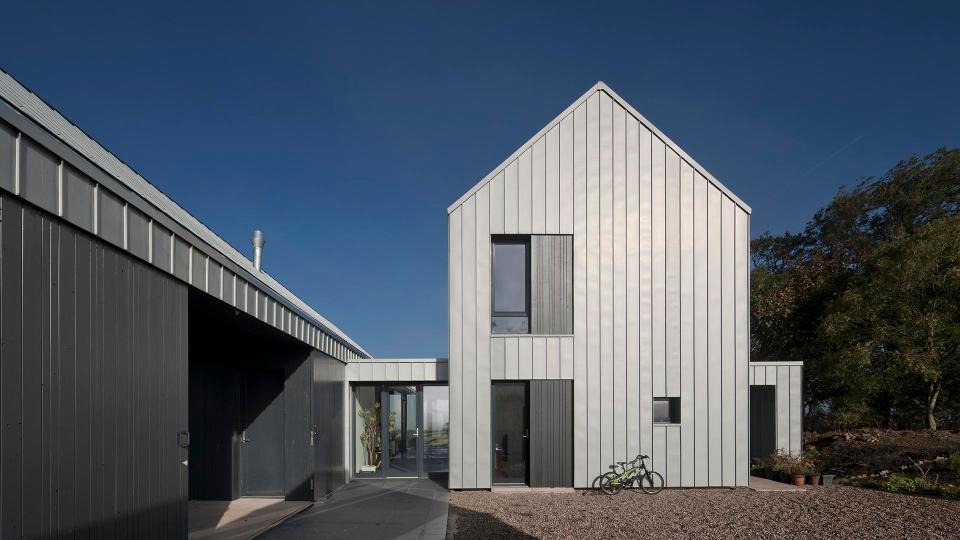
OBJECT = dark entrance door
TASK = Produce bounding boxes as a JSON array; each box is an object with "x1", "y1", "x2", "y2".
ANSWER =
[
  {"x1": 750, "y1": 385, "x2": 777, "y2": 462},
  {"x1": 240, "y1": 368, "x2": 285, "y2": 496},
  {"x1": 492, "y1": 382, "x2": 529, "y2": 485}
]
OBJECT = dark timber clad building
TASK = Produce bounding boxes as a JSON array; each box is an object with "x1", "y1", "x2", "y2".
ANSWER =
[{"x1": 0, "y1": 69, "x2": 369, "y2": 539}]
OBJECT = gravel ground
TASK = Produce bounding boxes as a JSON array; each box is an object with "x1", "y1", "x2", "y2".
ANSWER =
[{"x1": 447, "y1": 485, "x2": 960, "y2": 539}]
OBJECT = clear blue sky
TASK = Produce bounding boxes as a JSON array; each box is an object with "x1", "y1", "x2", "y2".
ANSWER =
[{"x1": 4, "y1": 1, "x2": 958, "y2": 357}]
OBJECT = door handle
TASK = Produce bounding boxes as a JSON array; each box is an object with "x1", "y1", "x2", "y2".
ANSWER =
[
  {"x1": 242, "y1": 430, "x2": 250, "y2": 443},
  {"x1": 415, "y1": 427, "x2": 419, "y2": 438}
]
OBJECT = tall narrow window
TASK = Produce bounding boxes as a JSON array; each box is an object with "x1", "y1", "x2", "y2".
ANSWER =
[{"x1": 492, "y1": 236, "x2": 530, "y2": 334}]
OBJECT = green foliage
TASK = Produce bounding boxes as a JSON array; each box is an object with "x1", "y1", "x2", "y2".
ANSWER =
[
  {"x1": 752, "y1": 148, "x2": 960, "y2": 430},
  {"x1": 766, "y1": 449, "x2": 816, "y2": 475},
  {"x1": 949, "y1": 452, "x2": 960, "y2": 474},
  {"x1": 881, "y1": 473, "x2": 928, "y2": 493}
]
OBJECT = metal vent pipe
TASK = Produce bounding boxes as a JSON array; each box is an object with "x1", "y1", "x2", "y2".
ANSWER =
[{"x1": 252, "y1": 230, "x2": 265, "y2": 271}]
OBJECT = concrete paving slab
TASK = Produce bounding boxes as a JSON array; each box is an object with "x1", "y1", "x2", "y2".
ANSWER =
[
  {"x1": 260, "y1": 478, "x2": 449, "y2": 540},
  {"x1": 749, "y1": 475, "x2": 808, "y2": 492},
  {"x1": 188, "y1": 498, "x2": 311, "y2": 540}
]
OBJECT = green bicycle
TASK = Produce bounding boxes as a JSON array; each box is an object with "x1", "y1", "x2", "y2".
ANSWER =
[{"x1": 598, "y1": 454, "x2": 664, "y2": 495}]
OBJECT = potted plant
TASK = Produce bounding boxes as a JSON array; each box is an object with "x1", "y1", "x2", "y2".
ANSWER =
[
  {"x1": 358, "y1": 402, "x2": 382, "y2": 472},
  {"x1": 789, "y1": 458, "x2": 809, "y2": 486},
  {"x1": 805, "y1": 450, "x2": 821, "y2": 485}
]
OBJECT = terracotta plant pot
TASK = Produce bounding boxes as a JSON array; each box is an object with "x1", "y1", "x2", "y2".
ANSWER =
[
  {"x1": 791, "y1": 474, "x2": 806, "y2": 486},
  {"x1": 809, "y1": 474, "x2": 821, "y2": 486}
]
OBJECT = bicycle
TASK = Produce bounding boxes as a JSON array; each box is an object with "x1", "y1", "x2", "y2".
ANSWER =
[{"x1": 598, "y1": 454, "x2": 664, "y2": 495}]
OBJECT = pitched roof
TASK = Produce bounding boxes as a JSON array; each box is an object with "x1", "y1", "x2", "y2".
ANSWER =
[{"x1": 448, "y1": 81, "x2": 751, "y2": 215}]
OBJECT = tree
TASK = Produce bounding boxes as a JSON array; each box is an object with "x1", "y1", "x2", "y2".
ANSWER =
[
  {"x1": 752, "y1": 148, "x2": 960, "y2": 430},
  {"x1": 823, "y1": 216, "x2": 960, "y2": 430}
]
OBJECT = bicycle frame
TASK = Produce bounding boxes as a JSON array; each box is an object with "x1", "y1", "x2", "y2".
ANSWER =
[{"x1": 609, "y1": 459, "x2": 647, "y2": 487}]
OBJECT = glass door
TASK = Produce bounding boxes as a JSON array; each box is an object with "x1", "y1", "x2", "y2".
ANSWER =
[
  {"x1": 492, "y1": 382, "x2": 529, "y2": 485},
  {"x1": 386, "y1": 386, "x2": 420, "y2": 476},
  {"x1": 353, "y1": 384, "x2": 450, "y2": 478},
  {"x1": 422, "y1": 385, "x2": 450, "y2": 477}
]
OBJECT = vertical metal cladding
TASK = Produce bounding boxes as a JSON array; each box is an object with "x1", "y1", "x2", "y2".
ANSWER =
[
  {"x1": 1, "y1": 194, "x2": 188, "y2": 538},
  {"x1": 313, "y1": 351, "x2": 347, "y2": 498},
  {"x1": 749, "y1": 363, "x2": 803, "y2": 455},
  {"x1": 448, "y1": 84, "x2": 753, "y2": 489}
]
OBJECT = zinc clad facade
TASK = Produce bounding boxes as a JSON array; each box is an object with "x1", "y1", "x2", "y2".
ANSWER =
[{"x1": 448, "y1": 83, "x2": 752, "y2": 489}]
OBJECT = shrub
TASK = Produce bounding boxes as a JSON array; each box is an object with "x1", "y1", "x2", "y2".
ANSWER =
[
  {"x1": 948, "y1": 452, "x2": 960, "y2": 474},
  {"x1": 881, "y1": 474, "x2": 927, "y2": 493}
]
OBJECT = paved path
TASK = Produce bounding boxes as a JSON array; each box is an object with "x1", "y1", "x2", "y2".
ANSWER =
[
  {"x1": 188, "y1": 499, "x2": 311, "y2": 540},
  {"x1": 260, "y1": 478, "x2": 448, "y2": 540}
]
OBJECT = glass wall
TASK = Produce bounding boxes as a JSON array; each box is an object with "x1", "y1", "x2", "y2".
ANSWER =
[
  {"x1": 353, "y1": 383, "x2": 449, "y2": 478},
  {"x1": 353, "y1": 385, "x2": 382, "y2": 475},
  {"x1": 423, "y1": 385, "x2": 449, "y2": 476}
]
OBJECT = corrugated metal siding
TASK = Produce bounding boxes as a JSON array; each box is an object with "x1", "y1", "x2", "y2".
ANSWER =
[
  {"x1": 313, "y1": 352, "x2": 347, "y2": 498},
  {"x1": 529, "y1": 380, "x2": 573, "y2": 487},
  {"x1": 449, "y1": 86, "x2": 751, "y2": 488},
  {"x1": 1, "y1": 194, "x2": 188, "y2": 538},
  {"x1": 749, "y1": 362, "x2": 803, "y2": 455},
  {"x1": 0, "y1": 76, "x2": 366, "y2": 361}
]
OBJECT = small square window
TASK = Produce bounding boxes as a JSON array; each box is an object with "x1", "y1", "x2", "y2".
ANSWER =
[{"x1": 653, "y1": 397, "x2": 680, "y2": 424}]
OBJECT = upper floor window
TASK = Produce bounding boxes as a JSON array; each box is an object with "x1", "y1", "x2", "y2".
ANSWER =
[
  {"x1": 492, "y1": 236, "x2": 530, "y2": 334},
  {"x1": 492, "y1": 234, "x2": 573, "y2": 335}
]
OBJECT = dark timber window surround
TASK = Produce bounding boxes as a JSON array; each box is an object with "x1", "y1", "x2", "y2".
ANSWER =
[
  {"x1": 653, "y1": 397, "x2": 681, "y2": 424},
  {"x1": 492, "y1": 234, "x2": 573, "y2": 335}
]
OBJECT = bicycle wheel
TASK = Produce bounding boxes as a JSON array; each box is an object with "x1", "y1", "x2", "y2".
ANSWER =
[
  {"x1": 599, "y1": 472, "x2": 622, "y2": 495},
  {"x1": 639, "y1": 471, "x2": 664, "y2": 494}
]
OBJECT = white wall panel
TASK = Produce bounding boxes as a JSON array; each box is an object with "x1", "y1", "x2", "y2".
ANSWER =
[
  {"x1": 490, "y1": 171, "x2": 504, "y2": 235},
  {"x1": 491, "y1": 336, "x2": 505, "y2": 379},
  {"x1": 504, "y1": 160, "x2": 518, "y2": 234},
  {"x1": 518, "y1": 149, "x2": 532, "y2": 233},
  {"x1": 586, "y1": 91, "x2": 601, "y2": 481},
  {"x1": 693, "y1": 172, "x2": 709, "y2": 486},
  {"x1": 476, "y1": 186, "x2": 492, "y2": 488},
  {"x1": 735, "y1": 210, "x2": 750, "y2": 485},
  {"x1": 559, "y1": 114, "x2": 574, "y2": 234},
  {"x1": 707, "y1": 185, "x2": 722, "y2": 486},
  {"x1": 546, "y1": 125, "x2": 560, "y2": 233},
  {"x1": 680, "y1": 160, "x2": 694, "y2": 486},
  {"x1": 790, "y1": 365, "x2": 802, "y2": 454},
  {"x1": 519, "y1": 337, "x2": 533, "y2": 379},
  {"x1": 461, "y1": 198, "x2": 477, "y2": 488},
  {"x1": 533, "y1": 337, "x2": 547, "y2": 379},
  {"x1": 547, "y1": 336, "x2": 560, "y2": 379},
  {"x1": 449, "y1": 208, "x2": 463, "y2": 488},
  {"x1": 447, "y1": 86, "x2": 758, "y2": 489},
  {"x1": 666, "y1": 424, "x2": 681, "y2": 487},
  {"x1": 599, "y1": 91, "x2": 614, "y2": 470},
  {"x1": 638, "y1": 125, "x2": 653, "y2": 462},
  {"x1": 531, "y1": 136, "x2": 546, "y2": 233},
  {"x1": 573, "y1": 101, "x2": 589, "y2": 486},
  {"x1": 613, "y1": 102, "x2": 627, "y2": 462},
  {"x1": 777, "y1": 366, "x2": 790, "y2": 453},
  {"x1": 652, "y1": 137, "x2": 666, "y2": 397},
  {"x1": 721, "y1": 197, "x2": 736, "y2": 485},
  {"x1": 626, "y1": 113, "x2": 640, "y2": 463},
  {"x1": 665, "y1": 149, "x2": 681, "y2": 398}
]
